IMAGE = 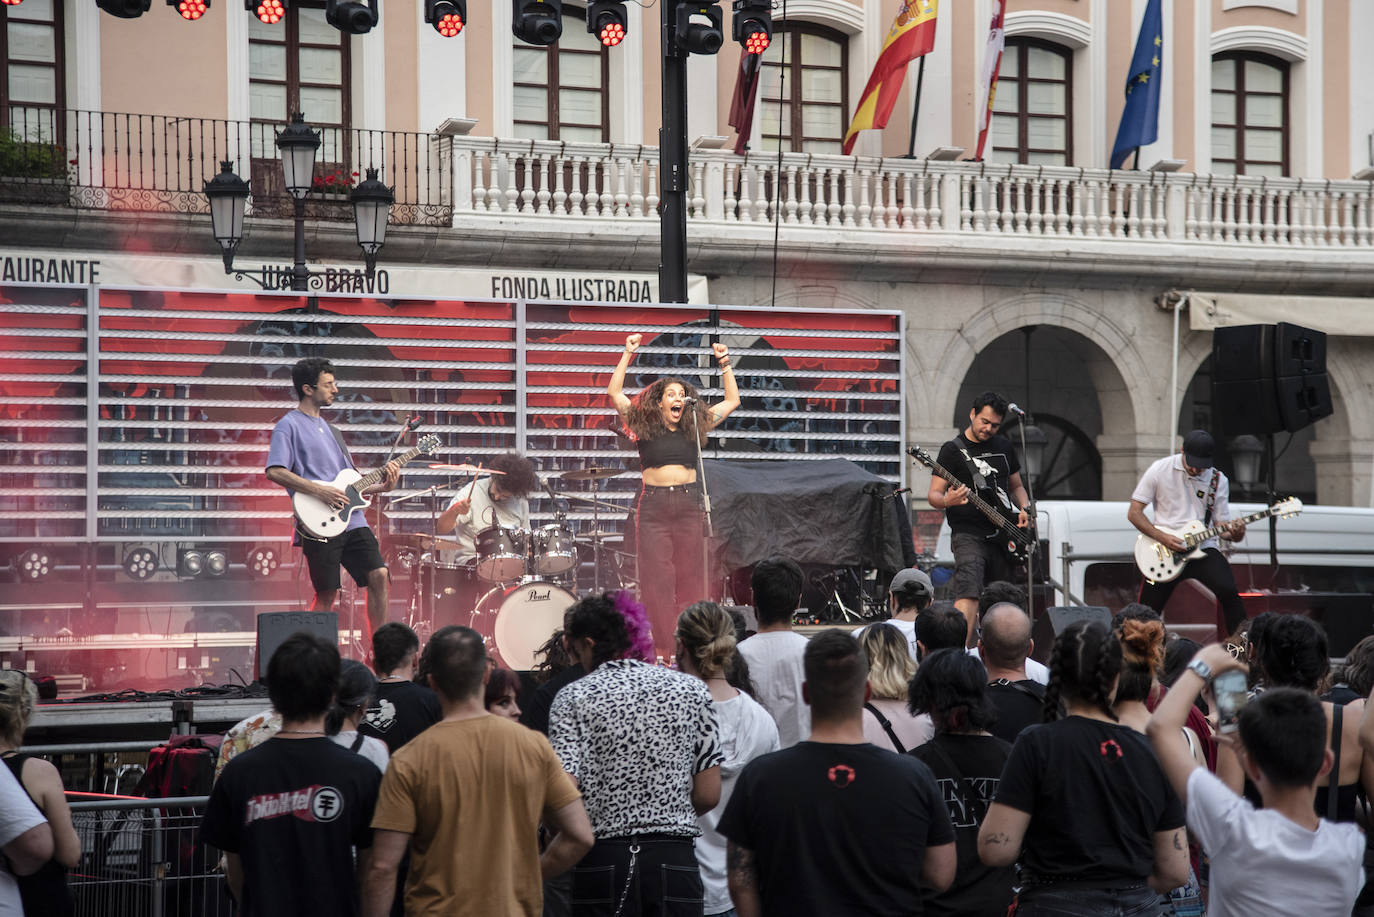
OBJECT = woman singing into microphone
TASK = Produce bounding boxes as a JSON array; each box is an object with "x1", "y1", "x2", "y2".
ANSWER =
[{"x1": 608, "y1": 333, "x2": 740, "y2": 661}]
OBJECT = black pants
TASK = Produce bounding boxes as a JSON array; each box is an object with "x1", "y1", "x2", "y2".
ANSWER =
[
  {"x1": 570, "y1": 836, "x2": 703, "y2": 917},
  {"x1": 1138, "y1": 546, "x2": 1247, "y2": 638},
  {"x1": 634, "y1": 485, "x2": 705, "y2": 660}
]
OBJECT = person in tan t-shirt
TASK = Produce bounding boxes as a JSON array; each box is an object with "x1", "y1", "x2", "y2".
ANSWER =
[{"x1": 361, "y1": 626, "x2": 592, "y2": 917}]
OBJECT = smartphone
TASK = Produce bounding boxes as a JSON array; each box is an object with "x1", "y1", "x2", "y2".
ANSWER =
[{"x1": 1213, "y1": 669, "x2": 1249, "y2": 734}]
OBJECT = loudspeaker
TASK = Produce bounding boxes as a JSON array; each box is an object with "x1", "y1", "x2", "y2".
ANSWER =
[
  {"x1": 1212, "y1": 322, "x2": 1331, "y2": 435},
  {"x1": 255, "y1": 611, "x2": 338, "y2": 680},
  {"x1": 1029, "y1": 605, "x2": 1112, "y2": 665}
]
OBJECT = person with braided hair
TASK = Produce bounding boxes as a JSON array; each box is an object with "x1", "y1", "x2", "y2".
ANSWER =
[{"x1": 978, "y1": 620, "x2": 1189, "y2": 917}]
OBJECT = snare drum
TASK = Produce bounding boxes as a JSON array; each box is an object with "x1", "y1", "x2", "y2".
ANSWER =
[
  {"x1": 475, "y1": 525, "x2": 527, "y2": 582},
  {"x1": 477, "y1": 580, "x2": 578, "y2": 671},
  {"x1": 531, "y1": 524, "x2": 576, "y2": 576}
]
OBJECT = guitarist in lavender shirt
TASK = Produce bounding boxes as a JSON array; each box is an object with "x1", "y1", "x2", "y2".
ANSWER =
[
  {"x1": 1127, "y1": 429, "x2": 1247, "y2": 643},
  {"x1": 927, "y1": 391, "x2": 1032, "y2": 648},
  {"x1": 266, "y1": 358, "x2": 401, "y2": 634}
]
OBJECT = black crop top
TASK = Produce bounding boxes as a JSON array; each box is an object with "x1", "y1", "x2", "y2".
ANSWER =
[{"x1": 637, "y1": 426, "x2": 698, "y2": 469}]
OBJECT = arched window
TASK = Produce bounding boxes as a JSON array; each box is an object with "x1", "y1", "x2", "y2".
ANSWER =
[
  {"x1": 1211, "y1": 52, "x2": 1288, "y2": 176},
  {"x1": 512, "y1": 7, "x2": 610, "y2": 142},
  {"x1": 1, "y1": 0, "x2": 64, "y2": 141},
  {"x1": 987, "y1": 38, "x2": 1073, "y2": 166},
  {"x1": 757, "y1": 23, "x2": 848, "y2": 154}
]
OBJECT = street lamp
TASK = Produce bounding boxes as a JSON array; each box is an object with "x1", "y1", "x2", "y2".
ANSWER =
[
  {"x1": 1017, "y1": 422, "x2": 1049, "y2": 483},
  {"x1": 1229, "y1": 434, "x2": 1265, "y2": 497},
  {"x1": 202, "y1": 112, "x2": 392, "y2": 291}
]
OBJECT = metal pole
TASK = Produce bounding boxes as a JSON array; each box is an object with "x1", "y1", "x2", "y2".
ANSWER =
[
  {"x1": 659, "y1": 4, "x2": 689, "y2": 303},
  {"x1": 292, "y1": 196, "x2": 309, "y2": 292},
  {"x1": 906, "y1": 57, "x2": 927, "y2": 158}
]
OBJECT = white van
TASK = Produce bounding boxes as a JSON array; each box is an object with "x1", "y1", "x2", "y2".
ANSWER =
[{"x1": 931, "y1": 500, "x2": 1374, "y2": 648}]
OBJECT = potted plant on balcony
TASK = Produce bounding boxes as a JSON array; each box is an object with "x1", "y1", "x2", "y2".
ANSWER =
[{"x1": 0, "y1": 127, "x2": 71, "y2": 205}]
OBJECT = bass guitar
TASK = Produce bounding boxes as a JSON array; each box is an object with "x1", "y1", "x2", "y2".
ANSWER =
[
  {"x1": 293, "y1": 434, "x2": 440, "y2": 539},
  {"x1": 908, "y1": 445, "x2": 1035, "y2": 564},
  {"x1": 1134, "y1": 497, "x2": 1303, "y2": 583}
]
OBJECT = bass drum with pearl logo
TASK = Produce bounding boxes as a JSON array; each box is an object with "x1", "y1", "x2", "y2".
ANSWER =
[{"x1": 477, "y1": 580, "x2": 578, "y2": 671}]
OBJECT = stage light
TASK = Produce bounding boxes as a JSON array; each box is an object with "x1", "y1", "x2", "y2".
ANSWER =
[
  {"x1": 326, "y1": 0, "x2": 377, "y2": 34},
  {"x1": 245, "y1": 0, "x2": 285, "y2": 23},
  {"x1": 248, "y1": 544, "x2": 280, "y2": 579},
  {"x1": 512, "y1": 0, "x2": 561, "y2": 46},
  {"x1": 96, "y1": 0, "x2": 152, "y2": 17},
  {"x1": 425, "y1": 0, "x2": 464, "y2": 36},
  {"x1": 1, "y1": 0, "x2": 24, "y2": 6},
  {"x1": 587, "y1": 1, "x2": 627, "y2": 47},
  {"x1": 12, "y1": 548, "x2": 53, "y2": 583},
  {"x1": 178, "y1": 549, "x2": 205, "y2": 578},
  {"x1": 205, "y1": 549, "x2": 229, "y2": 577},
  {"x1": 732, "y1": 0, "x2": 771, "y2": 55},
  {"x1": 675, "y1": 1, "x2": 723, "y2": 55},
  {"x1": 123, "y1": 547, "x2": 159, "y2": 581},
  {"x1": 167, "y1": 0, "x2": 208, "y2": 18}
]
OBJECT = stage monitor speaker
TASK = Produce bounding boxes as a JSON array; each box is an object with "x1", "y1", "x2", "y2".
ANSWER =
[
  {"x1": 1029, "y1": 605, "x2": 1112, "y2": 665},
  {"x1": 255, "y1": 611, "x2": 338, "y2": 680}
]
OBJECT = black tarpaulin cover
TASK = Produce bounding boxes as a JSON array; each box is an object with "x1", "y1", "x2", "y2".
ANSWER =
[{"x1": 703, "y1": 458, "x2": 904, "y2": 573}]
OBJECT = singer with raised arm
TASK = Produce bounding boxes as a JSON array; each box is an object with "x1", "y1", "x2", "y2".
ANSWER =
[
  {"x1": 1127, "y1": 429, "x2": 1249, "y2": 643},
  {"x1": 607, "y1": 333, "x2": 740, "y2": 660},
  {"x1": 926, "y1": 391, "x2": 1031, "y2": 646},
  {"x1": 265, "y1": 357, "x2": 401, "y2": 635},
  {"x1": 434, "y1": 453, "x2": 538, "y2": 566}
]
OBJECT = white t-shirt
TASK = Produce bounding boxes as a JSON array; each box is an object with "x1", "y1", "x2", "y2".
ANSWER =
[
  {"x1": 695, "y1": 691, "x2": 780, "y2": 914},
  {"x1": 444, "y1": 478, "x2": 530, "y2": 563},
  {"x1": 737, "y1": 630, "x2": 811, "y2": 748},
  {"x1": 0, "y1": 761, "x2": 47, "y2": 914},
  {"x1": 331, "y1": 730, "x2": 390, "y2": 773},
  {"x1": 1187, "y1": 767, "x2": 1364, "y2": 917},
  {"x1": 852, "y1": 618, "x2": 918, "y2": 660},
  {"x1": 1132, "y1": 453, "x2": 1232, "y2": 550}
]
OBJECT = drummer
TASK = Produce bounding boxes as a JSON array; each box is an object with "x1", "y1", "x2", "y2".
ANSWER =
[{"x1": 435, "y1": 453, "x2": 539, "y2": 569}]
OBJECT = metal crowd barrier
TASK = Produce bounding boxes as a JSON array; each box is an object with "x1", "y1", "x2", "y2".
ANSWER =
[{"x1": 68, "y1": 796, "x2": 230, "y2": 917}]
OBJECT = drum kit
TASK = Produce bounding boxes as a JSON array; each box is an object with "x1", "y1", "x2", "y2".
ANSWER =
[{"x1": 390, "y1": 463, "x2": 635, "y2": 670}]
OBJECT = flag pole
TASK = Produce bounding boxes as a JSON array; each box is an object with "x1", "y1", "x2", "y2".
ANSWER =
[{"x1": 906, "y1": 57, "x2": 927, "y2": 158}]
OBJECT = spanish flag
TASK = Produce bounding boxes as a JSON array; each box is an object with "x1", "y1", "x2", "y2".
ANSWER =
[{"x1": 842, "y1": 0, "x2": 939, "y2": 155}]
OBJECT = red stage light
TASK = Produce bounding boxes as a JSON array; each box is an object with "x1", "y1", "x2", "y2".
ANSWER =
[
  {"x1": 177, "y1": 0, "x2": 207, "y2": 17},
  {"x1": 255, "y1": 0, "x2": 283, "y2": 23},
  {"x1": 599, "y1": 21, "x2": 625, "y2": 46},
  {"x1": 744, "y1": 30, "x2": 769, "y2": 54},
  {"x1": 0, "y1": 0, "x2": 23, "y2": 7},
  {"x1": 437, "y1": 11, "x2": 462, "y2": 35}
]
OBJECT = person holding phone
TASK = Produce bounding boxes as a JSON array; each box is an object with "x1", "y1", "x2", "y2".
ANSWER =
[{"x1": 1148, "y1": 644, "x2": 1364, "y2": 917}]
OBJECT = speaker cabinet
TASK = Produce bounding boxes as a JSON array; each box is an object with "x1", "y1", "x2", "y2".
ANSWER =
[
  {"x1": 1029, "y1": 605, "x2": 1112, "y2": 665},
  {"x1": 1212, "y1": 322, "x2": 1331, "y2": 436},
  {"x1": 255, "y1": 611, "x2": 338, "y2": 680}
]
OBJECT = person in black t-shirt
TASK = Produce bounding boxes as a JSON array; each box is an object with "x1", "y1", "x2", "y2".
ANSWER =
[
  {"x1": 201, "y1": 632, "x2": 382, "y2": 917},
  {"x1": 978, "y1": 620, "x2": 1188, "y2": 916},
  {"x1": 718, "y1": 630, "x2": 955, "y2": 917},
  {"x1": 927, "y1": 391, "x2": 1031, "y2": 647},
  {"x1": 360, "y1": 624, "x2": 440, "y2": 755},
  {"x1": 978, "y1": 602, "x2": 1046, "y2": 744},
  {"x1": 907, "y1": 648, "x2": 1015, "y2": 917}
]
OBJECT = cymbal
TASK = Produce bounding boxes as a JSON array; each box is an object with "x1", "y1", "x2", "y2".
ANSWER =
[
  {"x1": 397, "y1": 533, "x2": 465, "y2": 551},
  {"x1": 560, "y1": 466, "x2": 625, "y2": 481},
  {"x1": 427, "y1": 463, "x2": 506, "y2": 474}
]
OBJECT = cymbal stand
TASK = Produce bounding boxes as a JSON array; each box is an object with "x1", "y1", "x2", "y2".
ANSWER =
[
  {"x1": 589, "y1": 475, "x2": 604, "y2": 593},
  {"x1": 687, "y1": 407, "x2": 717, "y2": 601}
]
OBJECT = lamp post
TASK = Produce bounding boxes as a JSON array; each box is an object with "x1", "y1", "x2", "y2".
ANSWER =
[
  {"x1": 203, "y1": 112, "x2": 394, "y2": 291},
  {"x1": 1229, "y1": 434, "x2": 1264, "y2": 499}
]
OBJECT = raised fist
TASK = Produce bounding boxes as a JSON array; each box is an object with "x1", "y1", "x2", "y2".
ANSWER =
[{"x1": 625, "y1": 334, "x2": 642, "y2": 353}]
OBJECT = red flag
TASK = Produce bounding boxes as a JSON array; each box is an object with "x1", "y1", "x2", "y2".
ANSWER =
[
  {"x1": 728, "y1": 50, "x2": 762, "y2": 156},
  {"x1": 842, "y1": 0, "x2": 939, "y2": 155},
  {"x1": 974, "y1": 0, "x2": 1008, "y2": 160}
]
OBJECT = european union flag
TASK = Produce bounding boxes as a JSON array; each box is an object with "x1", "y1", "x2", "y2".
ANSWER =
[{"x1": 1110, "y1": 0, "x2": 1163, "y2": 169}]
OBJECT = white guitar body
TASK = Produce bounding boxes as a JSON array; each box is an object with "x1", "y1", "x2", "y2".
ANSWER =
[
  {"x1": 292, "y1": 468, "x2": 369, "y2": 539},
  {"x1": 1133, "y1": 522, "x2": 1208, "y2": 583}
]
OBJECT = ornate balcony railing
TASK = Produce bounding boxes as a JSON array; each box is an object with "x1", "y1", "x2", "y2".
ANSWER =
[
  {"x1": 450, "y1": 137, "x2": 1374, "y2": 248},
  {"x1": 0, "y1": 109, "x2": 452, "y2": 226}
]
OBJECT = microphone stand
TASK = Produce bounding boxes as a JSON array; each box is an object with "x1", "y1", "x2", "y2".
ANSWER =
[
  {"x1": 375, "y1": 416, "x2": 419, "y2": 539},
  {"x1": 687, "y1": 401, "x2": 716, "y2": 601},
  {"x1": 1014, "y1": 414, "x2": 1039, "y2": 614}
]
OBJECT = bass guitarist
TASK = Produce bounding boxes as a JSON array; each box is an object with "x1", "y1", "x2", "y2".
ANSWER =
[
  {"x1": 266, "y1": 357, "x2": 400, "y2": 635},
  {"x1": 927, "y1": 391, "x2": 1032, "y2": 646},
  {"x1": 1127, "y1": 428, "x2": 1247, "y2": 642}
]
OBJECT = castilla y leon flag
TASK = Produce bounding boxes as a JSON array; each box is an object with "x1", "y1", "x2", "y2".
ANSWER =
[
  {"x1": 841, "y1": 0, "x2": 939, "y2": 156},
  {"x1": 974, "y1": 0, "x2": 1008, "y2": 161}
]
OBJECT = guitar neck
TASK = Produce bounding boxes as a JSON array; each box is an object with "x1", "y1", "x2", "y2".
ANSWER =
[
  {"x1": 1189, "y1": 505, "x2": 1281, "y2": 546},
  {"x1": 354, "y1": 444, "x2": 425, "y2": 491},
  {"x1": 912, "y1": 450, "x2": 1030, "y2": 545}
]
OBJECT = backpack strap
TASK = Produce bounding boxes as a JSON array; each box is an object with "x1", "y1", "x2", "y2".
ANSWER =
[{"x1": 864, "y1": 702, "x2": 906, "y2": 754}]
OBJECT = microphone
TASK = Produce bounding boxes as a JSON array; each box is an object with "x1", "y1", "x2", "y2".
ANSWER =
[
  {"x1": 406, "y1": 414, "x2": 423, "y2": 432},
  {"x1": 683, "y1": 397, "x2": 698, "y2": 405},
  {"x1": 885, "y1": 487, "x2": 912, "y2": 500},
  {"x1": 1006, "y1": 403, "x2": 1027, "y2": 417}
]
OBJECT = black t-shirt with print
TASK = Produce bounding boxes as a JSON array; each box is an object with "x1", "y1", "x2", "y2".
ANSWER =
[
  {"x1": 985, "y1": 679, "x2": 1046, "y2": 745},
  {"x1": 359, "y1": 680, "x2": 441, "y2": 754},
  {"x1": 909, "y1": 733, "x2": 1016, "y2": 917},
  {"x1": 718, "y1": 741, "x2": 954, "y2": 917},
  {"x1": 200, "y1": 737, "x2": 381, "y2": 917},
  {"x1": 936, "y1": 432, "x2": 1021, "y2": 537},
  {"x1": 993, "y1": 717, "x2": 1185, "y2": 885}
]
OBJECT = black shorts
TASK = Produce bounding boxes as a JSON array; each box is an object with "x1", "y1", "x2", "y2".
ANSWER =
[
  {"x1": 951, "y1": 531, "x2": 1015, "y2": 601},
  {"x1": 301, "y1": 526, "x2": 386, "y2": 593}
]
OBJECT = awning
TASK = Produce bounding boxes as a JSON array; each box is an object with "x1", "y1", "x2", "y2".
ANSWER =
[{"x1": 1187, "y1": 292, "x2": 1374, "y2": 336}]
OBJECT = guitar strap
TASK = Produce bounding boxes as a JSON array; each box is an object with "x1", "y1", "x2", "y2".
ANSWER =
[
  {"x1": 1203, "y1": 470, "x2": 1219, "y2": 527},
  {"x1": 325, "y1": 420, "x2": 356, "y2": 469}
]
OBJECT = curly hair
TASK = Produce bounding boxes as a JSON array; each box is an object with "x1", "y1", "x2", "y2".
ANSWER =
[
  {"x1": 0, "y1": 671, "x2": 36, "y2": 748},
  {"x1": 565, "y1": 592, "x2": 638, "y2": 667},
  {"x1": 531, "y1": 628, "x2": 573, "y2": 684},
  {"x1": 677, "y1": 601, "x2": 737, "y2": 679},
  {"x1": 488, "y1": 453, "x2": 539, "y2": 499},
  {"x1": 1042, "y1": 620, "x2": 1121, "y2": 723},
  {"x1": 1337, "y1": 635, "x2": 1374, "y2": 699},
  {"x1": 622, "y1": 377, "x2": 710, "y2": 445},
  {"x1": 1114, "y1": 618, "x2": 1165, "y2": 704},
  {"x1": 859, "y1": 623, "x2": 917, "y2": 700},
  {"x1": 908, "y1": 648, "x2": 998, "y2": 734},
  {"x1": 1258, "y1": 614, "x2": 1329, "y2": 693}
]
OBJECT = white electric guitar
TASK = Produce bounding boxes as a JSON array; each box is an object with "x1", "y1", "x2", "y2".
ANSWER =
[
  {"x1": 1133, "y1": 497, "x2": 1303, "y2": 583},
  {"x1": 292, "y1": 434, "x2": 440, "y2": 539}
]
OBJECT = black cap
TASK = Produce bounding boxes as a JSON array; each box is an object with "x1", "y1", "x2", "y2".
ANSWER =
[{"x1": 1182, "y1": 429, "x2": 1215, "y2": 470}]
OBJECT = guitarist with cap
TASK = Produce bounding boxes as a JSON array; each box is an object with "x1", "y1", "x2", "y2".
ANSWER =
[
  {"x1": 1128, "y1": 429, "x2": 1247, "y2": 642},
  {"x1": 266, "y1": 357, "x2": 401, "y2": 635},
  {"x1": 927, "y1": 391, "x2": 1032, "y2": 646}
]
